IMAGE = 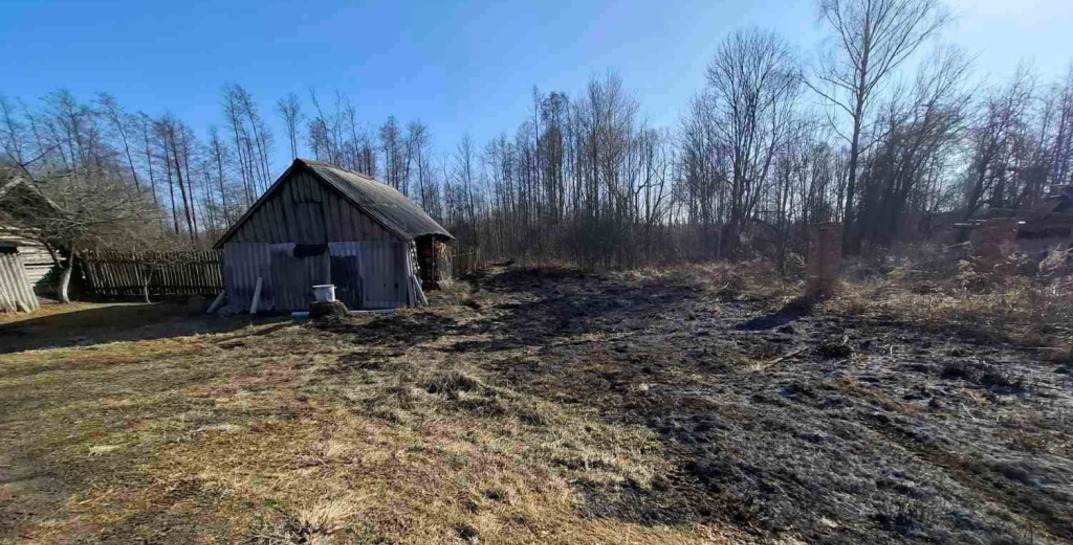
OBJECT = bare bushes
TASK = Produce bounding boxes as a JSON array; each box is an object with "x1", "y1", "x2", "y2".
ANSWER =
[{"x1": 830, "y1": 244, "x2": 1073, "y2": 354}]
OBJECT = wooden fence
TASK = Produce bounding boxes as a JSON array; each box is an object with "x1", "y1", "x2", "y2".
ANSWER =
[
  {"x1": 0, "y1": 253, "x2": 39, "y2": 312},
  {"x1": 79, "y1": 249, "x2": 223, "y2": 298}
]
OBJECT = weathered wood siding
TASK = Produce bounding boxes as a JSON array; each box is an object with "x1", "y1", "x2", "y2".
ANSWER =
[
  {"x1": 80, "y1": 250, "x2": 223, "y2": 298},
  {"x1": 0, "y1": 224, "x2": 55, "y2": 289},
  {"x1": 328, "y1": 241, "x2": 409, "y2": 308},
  {"x1": 227, "y1": 171, "x2": 398, "y2": 244},
  {"x1": 0, "y1": 253, "x2": 39, "y2": 312},
  {"x1": 218, "y1": 169, "x2": 429, "y2": 312},
  {"x1": 223, "y1": 241, "x2": 411, "y2": 312},
  {"x1": 223, "y1": 242, "x2": 274, "y2": 313}
]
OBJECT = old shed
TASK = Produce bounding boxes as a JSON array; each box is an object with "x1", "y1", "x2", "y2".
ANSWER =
[
  {"x1": 214, "y1": 159, "x2": 453, "y2": 312},
  {"x1": 0, "y1": 171, "x2": 60, "y2": 312}
]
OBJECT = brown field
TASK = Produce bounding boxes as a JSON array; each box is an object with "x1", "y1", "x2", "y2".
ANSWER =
[{"x1": 1, "y1": 265, "x2": 1071, "y2": 544}]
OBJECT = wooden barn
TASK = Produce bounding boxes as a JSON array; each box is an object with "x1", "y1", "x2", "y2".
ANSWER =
[
  {"x1": 0, "y1": 170, "x2": 59, "y2": 312},
  {"x1": 214, "y1": 159, "x2": 453, "y2": 312},
  {"x1": 0, "y1": 170, "x2": 58, "y2": 288}
]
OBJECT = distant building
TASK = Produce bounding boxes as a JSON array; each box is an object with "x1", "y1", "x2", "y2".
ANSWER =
[
  {"x1": 1018, "y1": 184, "x2": 1073, "y2": 239},
  {"x1": 0, "y1": 170, "x2": 59, "y2": 311},
  {"x1": 0, "y1": 170, "x2": 58, "y2": 290},
  {"x1": 214, "y1": 159, "x2": 454, "y2": 312}
]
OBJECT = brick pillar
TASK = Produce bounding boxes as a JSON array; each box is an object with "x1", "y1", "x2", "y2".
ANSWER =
[
  {"x1": 807, "y1": 222, "x2": 843, "y2": 298},
  {"x1": 971, "y1": 218, "x2": 1018, "y2": 276}
]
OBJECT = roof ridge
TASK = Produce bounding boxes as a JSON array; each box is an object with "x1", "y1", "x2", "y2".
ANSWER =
[{"x1": 296, "y1": 158, "x2": 384, "y2": 185}]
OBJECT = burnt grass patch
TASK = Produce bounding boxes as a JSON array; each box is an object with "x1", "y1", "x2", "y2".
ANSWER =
[
  {"x1": 10, "y1": 267, "x2": 1066, "y2": 544},
  {"x1": 340, "y1": 266, "x2": 1073, "y2": 545}
]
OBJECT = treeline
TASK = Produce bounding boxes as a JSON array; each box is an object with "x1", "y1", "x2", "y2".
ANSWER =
[{"x1": 3, "y1": 0, "x2": 1073, "y2": 269}]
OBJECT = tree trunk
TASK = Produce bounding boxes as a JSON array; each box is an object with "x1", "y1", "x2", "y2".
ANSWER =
[
  {"x1": 843, "y1": 104, "x2": 864, "y2": 255},
  {"x1": 142, "y1": 266, "x2": 152, "y2": 303},
  {"x1": 57, "y1": 249, "x2": 76, "y2": 304}
]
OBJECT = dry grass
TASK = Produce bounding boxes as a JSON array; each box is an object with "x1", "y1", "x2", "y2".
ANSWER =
[
  {"x1": 0, "y1": 301, "x2": 100, "y2": 325},
  {"x1": 827, "y1": 254, "x2": 1073, "y2": 357},
  {"x1": 0, "y1": 301, "x2": 757, "y2": 545},
  {"x1": 617, "y1": 259, "x2": 799, "y2": 305},
  {"x1": 605, "y1": 246, "x2": 1073, "y2": 359}
]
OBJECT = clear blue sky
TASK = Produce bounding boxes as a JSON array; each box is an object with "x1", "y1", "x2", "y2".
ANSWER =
[{"x1": 3, "y1": 0, "x2": 1071, "y2": 170}]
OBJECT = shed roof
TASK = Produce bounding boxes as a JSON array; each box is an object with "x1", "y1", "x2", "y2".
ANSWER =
[
  {"x1": 0, "y1": 168, "x2": 61, "y2": 220},
  {"x1": 0, "y1": 168, "x2": 36, "y2": 200},
  {"x1": 215, "y1": 159, "x2": 452, "y2": 248}
]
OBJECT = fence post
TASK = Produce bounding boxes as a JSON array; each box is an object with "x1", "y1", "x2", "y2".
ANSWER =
[{"x1": 806, "y1": 222, "x2": 843, "y2": 299}]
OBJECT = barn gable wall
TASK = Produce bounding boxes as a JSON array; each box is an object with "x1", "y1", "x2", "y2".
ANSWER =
[
  {"x1": 227, "y1": 170, "x2": 399, "y2": 244},
  {"x1": 0, "y1": 223, "x2": 56, "y2": 290}
]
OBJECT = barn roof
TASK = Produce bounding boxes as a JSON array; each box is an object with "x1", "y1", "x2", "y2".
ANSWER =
[
  {"x1": 215, "y1": 159, "x2": 452, "y2": 248},
  {"x1": 0, "y1": 168, "x2": 36, "y2": 200},
  {"x1": 0, "y1": 168, "x2": 62, "y2": 220}
]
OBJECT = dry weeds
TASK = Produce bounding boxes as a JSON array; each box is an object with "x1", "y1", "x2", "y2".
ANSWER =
[{"x1": 828, "y1": 249, "x2": 1073, "y2": 357}]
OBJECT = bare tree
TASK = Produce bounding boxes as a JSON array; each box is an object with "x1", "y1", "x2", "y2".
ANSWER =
[
  {"x1": 97, "y1": 93, "x2": 141, "y2": 194},
  {"x1": 856, "y1": 46, "x2": 971, "y2": 245},
  {"x1": 811, "y1": 0, "x2": 949, "y2": 251},
  {"x1": 0, "y1": 167, "x2": 157, "y2": 302},
  {"x1": 222, "y1": 85, "x2": 273, "y2": 200},
  {"x1": 704, "y1": 28, "x2": 801, "y2": 256},
  {"x1": 276, "y1": 92, "x2": 303, "y2": 159},
  {"x1": 154, "y1": 115, "x2": 200, "y2": 241},
  {"x1": 0, "y1": 96, "x2": 27, "y2": 165},
  {"x1": 135, "y1": 112, "x2": 161, "y2": 209},
  {"x1": 4, "y1": 28, "x2": 1073, "y2": 274},
  {"x1": 207, "y1": 126, "x2": 236, "y2": 226},
  {"x1": 1047, "y1": 65, "x2": 1073, "y2": 186},
  {"x1": 380, "y1": 116, "x2": 405, "y2": 192}
]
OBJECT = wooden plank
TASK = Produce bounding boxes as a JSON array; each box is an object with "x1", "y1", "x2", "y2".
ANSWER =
[
  {"x1": 0, "y1": 253, "x2": 39, "y2": 313},
  {"x1": 249, "y1": 277, "x2": 263, "y2": 314}
]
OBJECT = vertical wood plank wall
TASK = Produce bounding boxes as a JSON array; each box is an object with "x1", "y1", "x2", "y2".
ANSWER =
[
  {"x1": 224, "y1": 241, "x2": 411, "y2": 312},
  {"x1": 0, "y1": 253, "x2": 39, "y2": 312},
  {"x1": 0, "y1": 225, "x2": 54, "y2": 288},
  {"x1": 226, "y1": 171, "x2": 397, "y2": 244}
]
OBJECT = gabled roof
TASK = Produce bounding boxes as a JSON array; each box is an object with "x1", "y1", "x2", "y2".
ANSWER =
[
  {"x1": 0, "y1": 168, "x2": 34, "y2": 200},
  {"x1": 214, "y1": 159, "x2": 452, "y2": 248},
  {"x1": 0, "y1": 168, "x2": 61, "y2": 217}
]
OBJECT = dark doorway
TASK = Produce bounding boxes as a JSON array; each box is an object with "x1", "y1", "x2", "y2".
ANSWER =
[{"x1": 331, "y1": 255, "x2": 363, "y2": 309}]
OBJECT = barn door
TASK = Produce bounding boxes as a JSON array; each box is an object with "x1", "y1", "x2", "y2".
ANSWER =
[
  {"x1": 331, "y1": 255, "x2": 363, "y2": 309},
  {"x1": 270, "y1": 243, "x2": 330, "y2": 311},
  {"x1": 326, "y1": 241, "x2": 408, "y2": 309}
]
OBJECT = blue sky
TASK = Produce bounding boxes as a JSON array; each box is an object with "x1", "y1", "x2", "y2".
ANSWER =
[{"x1": 3, "y1": 0, "x2": 1072, "y2": 169}]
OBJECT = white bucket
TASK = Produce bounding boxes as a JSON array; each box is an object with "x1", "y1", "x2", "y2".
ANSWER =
[{"x1": 312, "y1": 284, "x2": 336, "y2": 303}]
